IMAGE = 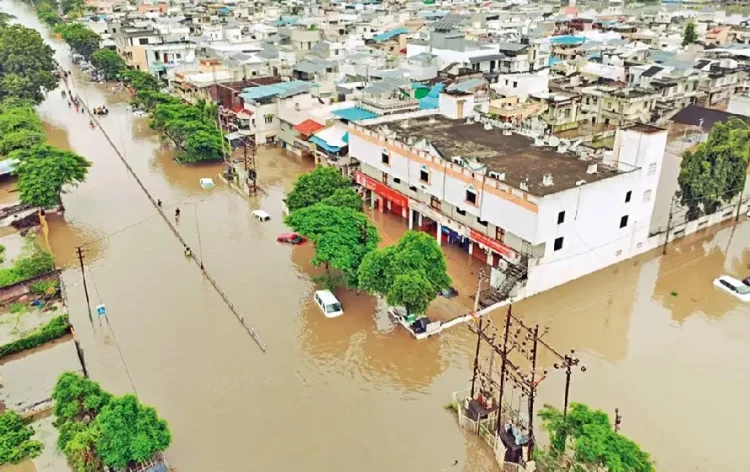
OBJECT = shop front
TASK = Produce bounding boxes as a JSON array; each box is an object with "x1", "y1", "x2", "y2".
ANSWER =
[
  {"x1": 410, "y1": 201, "x2": 470, "y2": 249},
  {"x1": 469, "y1": 229, "x2": 518, "y2": 267},
  {"x1": 354, "y1": 171, "x2": 409, "y2": 218}
]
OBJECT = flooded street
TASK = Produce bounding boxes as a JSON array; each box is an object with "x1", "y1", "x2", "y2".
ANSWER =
[{"x1": 3, "y1": 3, "x2": 750, "y2": 471}]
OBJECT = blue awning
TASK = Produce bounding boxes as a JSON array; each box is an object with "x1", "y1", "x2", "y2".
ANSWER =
[
  {"x1": 310, "y1": 136, "x2": 342, "y2": 153},
  {"x1": 332, "y1": 107, "x2": 377, "y2": 121}
]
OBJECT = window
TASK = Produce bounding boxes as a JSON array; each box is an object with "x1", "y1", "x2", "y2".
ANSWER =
[
  {"x1": 419, "y1": 165, "x2": 429, "y2": 183},
  {"x1": 393, "y1": 177, "x2": 401, "y2": 184},
  {"x1": 557, "y1": 211, "x2": 565, "y2": 224},
  {"x1": 176, "y1": 53, "x2": 181, "y2": 59},
  {"x1": 264, "y1": 114, "x2": 273, "y2": 124},
  {"x1": 465, "y1": 185, "x2": 477, "y2": 205},
  {"x1": 647, "y1": 162, "x2": 657, "y2": 176},
  {"x1": 625, "y1": 191, "x2": 632, "y2": 203},
  {"x1": 620, "y1": 215, "x2": 629, "y2": 228},
  {"x1": 496, "y1": 227, "x2": 505, "y2": 242},
  {"x1": 381, "y1": 173, "x2": 388, "y2": 184},
  {"x1": 477, "y1": 217, "x2": 488, "y2": 226},
  {"x1": 381, "y1": 150, "x2": 390, "y2": 165},
  {"x1": 513, "y1": 81, "x2": 518, "y2": 88},
  {"x1": 409, "y1": 185, "x2": 418, "y2": 192},
  {"x1": 456, "y1": 208, "x2": 466, "y2": 216},
  {"x1": 430, "y1": 196, "x2": 441, "y2": 210},
  {"x1": 643, "y1": 189, "x2": 652, "y2": 202},
  {"x1": 616, "y1": 249, "x2": 623, "y2": 257},
  {"x1": 554, "y1": 237, "x2": 564, "y2": 251},
  {"x1": 139, "y1": 38, "x2": 149, "y2": 45}
]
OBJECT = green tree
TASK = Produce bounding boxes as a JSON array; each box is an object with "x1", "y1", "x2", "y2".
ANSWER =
[
  {"x1": 0, "y1": 24, "x2": 58, "y2": 103},
  {"x1": 11, "y1": 145, "x2": 91, "y2": 208},
  {"x1": 52, "y1": 372, "x2": 112, "y2": 425},
  {"x1": 683, "y1": 22, "x2": 697, "y2": 46},
  {"x1": 60, "y1": 0, "x2": 85, "y2": 15},
  {"x1": 90, "y1": 49, "x2": 125, "y2": 80},
  {"x1": 0, "y1": 100, "x2": 45, "y2": 155},
  {"x1": 287, "y1": 166, "x2": 351, "y2": 212},
  {"x1": 0, "y1": 12, "x2": 15, "y2": 27},
  {"x1": 95, "y1": 394, "x2": 172, "y2": 468},
  {"x1": 0, "y1": 410, "x2": 43, "y2": 465},
  {"x1": 320, "y1": 187, "x2": 364, "y2": 212},
  {"x1": 538, "y1": 403, "x2": 655, "y2": 472},
  {"x1": 286, "y1": 203, "x2": 380, "y2": 287},
  {"x1": 63, "y1": 425, "x2": 102, "y2": 472},
  {"x1": 130, "y1": 90, "x2": 181, "y2": 111},
  {"x1": 182, "y1": 129, "x2": 224, "y2": 163},
  {"x1": 677, "y1": 117, "x2": 748, "y2": 218},
  {"x1": 36, "y1": 2, "x2": 62, "y2": 26},
  {"x1": 358, "y1": 231, "x2": 451, "y2": 315},
  {"x1": 121, "y1": 69, "x2": 161, "y2": 92},
  {"x1": 54, "y1": 23, "x2": 100, "y2": 58}
]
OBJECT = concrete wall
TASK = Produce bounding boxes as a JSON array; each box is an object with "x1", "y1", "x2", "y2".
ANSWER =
[{"x1": 0, "y1": 271, "x2": 60, "y2": 304}]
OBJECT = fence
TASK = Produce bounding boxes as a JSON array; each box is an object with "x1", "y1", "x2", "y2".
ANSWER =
[{"x1": 68, "y1": 82, "x2": 266, "y2": 353}]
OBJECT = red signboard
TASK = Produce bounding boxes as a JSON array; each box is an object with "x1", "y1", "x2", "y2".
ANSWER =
[
  {"x1": 470, "y1": 229, "x2": 512, "y2": 258},
  {"x1": 354, "y1": 172, "x2": 409, "y2": 209}
]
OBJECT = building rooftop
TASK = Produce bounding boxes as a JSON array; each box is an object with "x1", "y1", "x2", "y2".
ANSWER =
[{"x1": 363, "y1": 116, "x2": 621, "y2": 196}]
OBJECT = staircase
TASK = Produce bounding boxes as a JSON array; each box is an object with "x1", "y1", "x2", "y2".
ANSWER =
[{"x1": 477, "y1": 260, "x2": 528, "y2": 309}]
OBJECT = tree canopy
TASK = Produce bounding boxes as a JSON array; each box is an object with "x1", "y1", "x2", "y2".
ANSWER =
[
  {"x1": 90, "y1": 49, "x2": 125, "y2": 80},
  {"x1": 0, "y1": 24, "x2": 58, "y2": 103},
  {"x1": 148, "y1": 100, "x2": 224, "y2": 163},
  {"x1": 286, "y1": 166, "x2": 352, "y2": 212},
  {"x1": 60, "y1": 0, "x2": 85, "y2": 15},
  {"x1": 121, "y1": 69, "x2": 161, "y2": 92},
  {"x1": 358, "y1": 231, "x2": 451, "y2": 315},
  {"x1": 52, "y1": 373, "x2": 172, "y2": 471},
  {"x1": 36, "y1": 1, "x2": 62, "y2": 27},
  {"x1": 11, "y1": 144, "x2": 91, "y2": 208},
  {"x1": 682, "y1": 22, "x2": 697, "y2": 47},
  {"x1": 537, "y1": 403, "x2": 655, "y2": 472},
  {"x1": 0, "y1": 410, "x2": 43, "y2": 465},
  {"x1": 54, "y1": 23, "x2": 100, "y2": 58},
  {"x1": 0, "y1": 12, "x2": 15, "y2": 27},
  {"x1": 320, "y1": 187, "x2": 364, "y2": 212},
  {"x1": 95, "y1": 394, "x2": 172, "y2": 468},
  {"x1": 0, "y1": 99, "x2": 45, "y2": 155},
  {"x1": 677, "y1": 117, "x2": 748, "y2": 218},
  {"x1": 286, "y1": 203, "x2": 380, "y2": 287}
]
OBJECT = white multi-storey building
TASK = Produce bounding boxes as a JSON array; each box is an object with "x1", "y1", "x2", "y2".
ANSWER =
[{"x1": 348, "y1": 115, "x2": 668, "y2": 302}]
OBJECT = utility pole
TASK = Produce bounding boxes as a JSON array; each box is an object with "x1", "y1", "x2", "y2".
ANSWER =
[
  {"x1": 244, "y1": 135, "x2": 258, "y2": 195},
  {"x1": 735, "y1": 194, "x2": 746, "y2": 222},
  {"x1": 662, "y1": 195, "x2": 676, "y2": 255},
  {"x1": 527, "y1": 324, "x2": 539, "y2": 457},
  {"x1": 470, "y1": 269, "x2": 487, "y2": 398},
  {"x1": 495, "y1": 305, "x2": 512, "y2": 434},
  {"x1": 75, "y1": 246, "x2": 93, "y2": 323}
]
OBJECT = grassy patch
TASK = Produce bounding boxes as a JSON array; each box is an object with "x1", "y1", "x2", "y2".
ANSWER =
[
  {"x1": 0, "y1": 314, "x2": 70, "y2": 359},
  {"x1": 0, "y1": 410, "x2": 43, "y2": 465},
  {"x1": 0, "y1": 237, "x2": 55, "y2": 288}
]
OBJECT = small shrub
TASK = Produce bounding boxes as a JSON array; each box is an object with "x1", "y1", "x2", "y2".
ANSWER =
[
  {"x1": 0, "y1": 410, "x2": 43, "y2": 465},
  {"x1": 8, "y1": 303, "x2": 25, "y2": 314}
]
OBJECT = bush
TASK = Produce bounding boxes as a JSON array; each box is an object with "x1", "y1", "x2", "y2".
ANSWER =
[
  {"x1": 0, "y1": 237, "x2": 56, "y2": 288},
  {"x1": 0, "y1": 315, "x2": 71, "y2": 359},
  {"x1": 30, "y1": 279, "x2": 59, "y2": 296},
  {"x1": 0, "y1": 410, "x2": 43, "y2": 465}
]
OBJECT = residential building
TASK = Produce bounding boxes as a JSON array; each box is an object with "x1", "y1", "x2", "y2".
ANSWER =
[
  {"x1": 115, "y1": 26, "x2": 162, "y2": 71},
  {"x1": 348, "y1": 115, "x2": 668, "y2": 301}
]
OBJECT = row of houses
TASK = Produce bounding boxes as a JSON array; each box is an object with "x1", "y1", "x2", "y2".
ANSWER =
[{"x1": 76, "y1": 0, "x2": 750, "y2": 303}]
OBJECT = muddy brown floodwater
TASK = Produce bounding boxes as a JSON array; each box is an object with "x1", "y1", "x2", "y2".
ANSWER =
[{"x1": 3, "y1": 3, "x2": 750, "y2": 471}]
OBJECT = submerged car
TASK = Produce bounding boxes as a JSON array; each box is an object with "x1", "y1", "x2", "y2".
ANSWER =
[
  {"x1": 277, "y1": 232, "x2": 306, "y2": 245},
  {"x1": 713, "y1": 275, "x2": 750, "y2": 302}
]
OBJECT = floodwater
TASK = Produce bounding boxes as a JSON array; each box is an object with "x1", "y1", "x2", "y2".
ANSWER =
[{"x1": 2, "y1": 3, "x2": 750, "y2": 471}]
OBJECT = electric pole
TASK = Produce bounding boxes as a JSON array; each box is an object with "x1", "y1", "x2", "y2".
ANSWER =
[
  {"x1": 614, "y1": 408, "x2": 622, "y2": 433},
  {"x1": 76, "y1": 246, "x2": 93, "y2": 323},
  {"x1": 662, "y1": 195, "x2": 676, "y2": 255}
]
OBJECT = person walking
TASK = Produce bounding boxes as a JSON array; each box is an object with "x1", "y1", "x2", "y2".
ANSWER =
[
  {"x1": 157, "y1": 199, "x2": 162, "y2": 207},
  {"x1": 175, "y1": 207, "x2": 181, "y2": 219}
]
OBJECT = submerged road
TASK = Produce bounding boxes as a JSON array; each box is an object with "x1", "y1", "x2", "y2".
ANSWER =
[{"x1": 3, "y1": 3, "x2": 750, "y2": 471}]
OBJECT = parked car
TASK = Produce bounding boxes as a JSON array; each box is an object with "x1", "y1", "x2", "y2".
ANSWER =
[
  {"x1": 314, "y1": 290, "x2": 343, "y2": 318},
  {"x1": 438, "y1": 286, "x2": 459, "y2": 298},
  {"x1": 713, "y1": 275, "x2": 750, "y2": 302},
  {"x1": 277, "y1": 232, "x2": 306, "y2": 245},
  {"x1": 251, "y1": 210, "x2": 271, "y2": 222},
  {"x1": 743, "y1": 277, "x2": 750, "y2": 287}
]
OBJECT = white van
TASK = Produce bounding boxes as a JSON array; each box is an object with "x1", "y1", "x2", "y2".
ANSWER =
[
  {"x1": 251, "y1": 210, "x2": 271, "y2": 222},
  {"x1": 314, "y1": 290, "x2": 344, "y2": 318}
]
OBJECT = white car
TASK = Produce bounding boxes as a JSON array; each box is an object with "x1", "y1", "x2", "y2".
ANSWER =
[
  {"x1": 713, "y1": 276, "x2": 750, "y2": 302},
  {"x1": 313, "y1": 290, "x2": 343, "y2": 318}
]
